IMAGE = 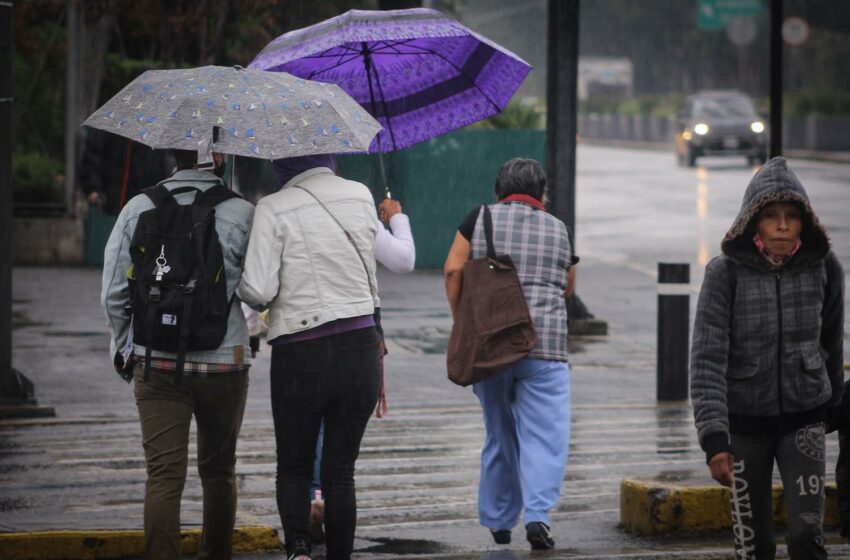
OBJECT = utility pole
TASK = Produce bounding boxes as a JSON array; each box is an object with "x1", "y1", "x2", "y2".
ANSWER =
[
  {"x1": 546, "y1": 0, "x2": 606, "y2": 334},
  {"x1": 769, "y1": 0, "x2": 782, "y2": 157},
  {"x1": 0, "y1": 1, "x2": 53, "y2": 419},
  {"x1": 546, "y1": 0, "x2": 577, "y2": 244},
  {"x1": 64, "y1": 0, "x2": 81, "y2": 217}
]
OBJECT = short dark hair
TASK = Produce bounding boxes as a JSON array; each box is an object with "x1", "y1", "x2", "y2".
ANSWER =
[
  {"x1": 494, "y1": 157, "x2": 547, "y2": 200},
  {"x1": 171, "y1": 149, "x2": 197, "y2": 170}
]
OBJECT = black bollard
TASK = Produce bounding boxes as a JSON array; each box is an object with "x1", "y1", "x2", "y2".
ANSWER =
[{"x1": 657, "y1": 263, "x2": 690, "y2": 401}]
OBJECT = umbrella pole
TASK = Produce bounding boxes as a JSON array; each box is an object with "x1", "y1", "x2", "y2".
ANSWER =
[
  {"x1": 377, "y1": 152, "x2": 391, "y2": 199},
  {"x1": 362, "y1": 42, "x2": 391, "y2": 199}
]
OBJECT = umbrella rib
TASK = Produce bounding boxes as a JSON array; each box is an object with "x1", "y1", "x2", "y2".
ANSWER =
[
  {"x1": 305, "y1": 52, "x2": 364, "y2": 79},
  {"x1": 369, "y1": 58, "x2": 399, "y2": 152},
  {"x1": 368, "y1": 39, "x2": 418, "y2": 54},
  {"x1": 401, "y1": 45, "x2": 502, "y2": 113}
]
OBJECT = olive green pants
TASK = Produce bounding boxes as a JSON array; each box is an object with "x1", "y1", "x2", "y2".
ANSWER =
[{"x1": 134, "y1": 367, "x2": 249, "y2": 560}]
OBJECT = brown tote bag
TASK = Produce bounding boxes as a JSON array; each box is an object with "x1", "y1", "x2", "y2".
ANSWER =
[{"x1": 447, "y1": 205, "x2": 537, "y2": 386}]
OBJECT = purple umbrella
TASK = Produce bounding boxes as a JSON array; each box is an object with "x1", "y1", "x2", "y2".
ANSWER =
[{"x1": 249, "y1": 8, "x2": 532, "y2": 154}]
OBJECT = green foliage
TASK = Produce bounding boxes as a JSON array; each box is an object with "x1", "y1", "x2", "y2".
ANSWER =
[
  {"x1": 784, "y1": 90, "x2": 850, "y2": 117},
  {"x1": 101, "y1": 55, "x2": 165, "y2": 103},
  {"x1": 579, "y1": 94, "x2": 685, "y2": 118},
  {"x1": 467, "y1": 101, "x2": 544, "y2": 130},
  {"x1": 579, "y1": 95, "x2": 621, "y2": 116},
  {"x1": 12, "y1": 151, "x2": 65, "y2": 204},
  {"x1": 12, "y1": 20, "x2": 67, "y2": 163}
]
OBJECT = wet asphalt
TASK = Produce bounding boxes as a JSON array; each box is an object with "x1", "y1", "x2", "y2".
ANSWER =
[{"x1": 3, "y1": 145, "x2": 850, "y2": 559}]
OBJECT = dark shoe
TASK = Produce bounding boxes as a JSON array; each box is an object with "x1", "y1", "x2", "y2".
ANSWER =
[
  {"x1": 287, "y1": 538, "x2": 311, "y2": 560},
  {"x1": 490, "y1": 529, "x2": 511, "y2": 544},
  {"x1": 526, "y1": 522, "x2": 555, "y2": 550}
]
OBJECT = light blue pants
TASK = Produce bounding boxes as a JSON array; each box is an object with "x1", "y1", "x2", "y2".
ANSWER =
[{"x1": 472, "y1": 358, "x2": 571, "y2": 530}]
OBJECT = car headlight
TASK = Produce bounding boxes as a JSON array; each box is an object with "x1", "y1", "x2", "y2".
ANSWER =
[
  {"x1": 682, "y1": 131, "x2": 693, "y2": 141},
  {"x1": 750, "y1": 121, "x2": 765, "y2": 133},
  {"x1": 694, "y1": 123, "x2": 709, "y2": 135}
]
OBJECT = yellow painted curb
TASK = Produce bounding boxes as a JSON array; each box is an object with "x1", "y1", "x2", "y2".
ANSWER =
[
  {"x1": 620, "y1": 478, "x2": 839, "y2": 536},
  {"x1": 0, "y1": 526, "x2": 280, "y2": 560}
]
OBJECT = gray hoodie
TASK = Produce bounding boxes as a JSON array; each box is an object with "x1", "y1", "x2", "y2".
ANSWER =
[{"x1": 690, "y1": 157, "x2": 845, "y2": 461}]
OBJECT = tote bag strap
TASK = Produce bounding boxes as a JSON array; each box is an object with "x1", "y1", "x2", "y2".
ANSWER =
[
  {"x1": 292, "y1": 184, "x2": 376, "y2": 300},
  {"x1": 479, "y1": 205, "x2": 497, "y2": 260}
]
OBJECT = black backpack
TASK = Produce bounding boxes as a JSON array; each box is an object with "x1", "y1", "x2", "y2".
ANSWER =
[{"x1": 127, "y1": 180, "x2": 241, "y2": 383}]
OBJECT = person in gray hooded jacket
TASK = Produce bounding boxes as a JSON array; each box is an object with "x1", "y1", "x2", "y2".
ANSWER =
[{"x1": 690, "y1": 156, "x2": 844, "y2": 560}]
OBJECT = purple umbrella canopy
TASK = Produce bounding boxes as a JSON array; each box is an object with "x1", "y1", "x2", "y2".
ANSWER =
[{"x1": 250, "y1": 8, "x2": 532, "y2": 153}]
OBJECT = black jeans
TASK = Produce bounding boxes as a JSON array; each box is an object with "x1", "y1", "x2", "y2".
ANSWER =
[{"x1": 270, "y1": 327, "x2": 381, "y2": 559}]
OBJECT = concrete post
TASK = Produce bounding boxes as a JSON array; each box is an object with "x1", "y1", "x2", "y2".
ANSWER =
[{"x1": 657, "y1": 263, "x2": 690, "y2": 402}]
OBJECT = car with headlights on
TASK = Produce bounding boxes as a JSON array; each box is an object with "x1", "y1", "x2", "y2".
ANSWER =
[{"x1": 675, "y1": 91, "x2": 767, "y2": 167}]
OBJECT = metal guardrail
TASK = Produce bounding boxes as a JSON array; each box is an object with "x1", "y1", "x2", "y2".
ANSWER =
[{"x1": 12, "y1": 203, "x2": 68, "y2": 218}]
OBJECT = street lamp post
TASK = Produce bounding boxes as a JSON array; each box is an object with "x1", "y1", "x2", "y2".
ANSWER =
[
  {"x1": 546, "y1": 0, "x2": 606, "y2": 335},
  {"x1": 769, "y1": 0, "x2": 782, "y2": 157}
]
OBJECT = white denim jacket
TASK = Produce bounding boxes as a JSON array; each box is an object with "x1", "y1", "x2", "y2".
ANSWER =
[
  {"x1": 237, "y1": 167, "x2": 381, "y2": 341},
  {"x1": 101, "y1": 169, "x2": 255, "y2": 364}
]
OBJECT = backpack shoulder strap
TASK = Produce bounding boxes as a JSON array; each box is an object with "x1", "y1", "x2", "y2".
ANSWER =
[
  {"x1": 143, "y1": 184, "x2": 174, "y2": 208},
  {"x1": 724, "y1": 256, "x2": 737, "y2": 308},
  {"x1": 194, "y1": 183, "x2": 241, "y2": 208}
]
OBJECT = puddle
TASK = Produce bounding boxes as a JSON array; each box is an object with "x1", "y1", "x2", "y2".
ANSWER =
[
  {"x1": 0, "y1": 496, "x2": 29, "y2": 512},
  {"x1": 359, "y1": 537, "x2": 451, "y2": 555},
  {"x1": 11, "y1": 311, "x2": 46, "y2": 329}
]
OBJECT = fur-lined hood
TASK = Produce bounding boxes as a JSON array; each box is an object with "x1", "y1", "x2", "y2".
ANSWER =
[{"x1": 721, "y1": 156, "x2": 830, "y2": 270}]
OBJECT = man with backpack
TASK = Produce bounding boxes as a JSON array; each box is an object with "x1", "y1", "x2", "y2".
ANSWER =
[{"x1": 101, "y1": 149, "x2": 254, "y2": 560}]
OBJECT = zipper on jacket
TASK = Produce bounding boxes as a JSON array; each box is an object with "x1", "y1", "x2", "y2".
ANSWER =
[{"x1": 775, "y1": 273, "x2": 784, "y2": 419}]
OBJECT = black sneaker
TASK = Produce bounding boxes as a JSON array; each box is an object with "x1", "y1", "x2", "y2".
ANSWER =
[
  {"x1": 526, "y1": 521, "x2": 555, "y2": 550},
  {"x1": 490, "y1": 529, "x2": 511, "y2": 544},
  {"x1": 287, "y1": 538, "x2": 311, "y2": 560}
]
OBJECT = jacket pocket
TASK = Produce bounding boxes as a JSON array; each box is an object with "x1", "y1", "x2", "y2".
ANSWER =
[
  {"x1": 792, "y1": 350, "x2": 830, "y2": 408},
  {"x1": 803, "y1": 351, "x2": 825, "y2": 371},
  {"x1": 727, "y1": 361, "x2": 759, "y2": 380},
  {"x1": 726, "y1": 360, "x2": 772, "y2": 414}
]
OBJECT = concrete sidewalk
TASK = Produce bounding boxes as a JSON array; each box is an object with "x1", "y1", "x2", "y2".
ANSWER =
[{"x1": 3, "y1": 262, "x2": 848, "y2": 560}]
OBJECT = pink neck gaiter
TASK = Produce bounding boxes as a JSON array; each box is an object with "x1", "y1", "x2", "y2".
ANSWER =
[{"x1": 753, "y1": 233, "x2": 802, "y2": 267}]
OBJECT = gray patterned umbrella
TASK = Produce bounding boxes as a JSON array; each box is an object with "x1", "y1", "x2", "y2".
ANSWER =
[{"x1": 82, "y1": 65, "x2": 382, "y2": 162}]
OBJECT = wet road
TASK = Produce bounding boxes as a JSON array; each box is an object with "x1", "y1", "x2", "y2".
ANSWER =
[{"x1": 3, "y1": 145, "x2": 850, "y2": 558}]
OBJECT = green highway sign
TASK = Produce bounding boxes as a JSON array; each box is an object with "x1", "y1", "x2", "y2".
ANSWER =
[{"x1": 697, "y1": 0, "x2": 764, "y2": 30}]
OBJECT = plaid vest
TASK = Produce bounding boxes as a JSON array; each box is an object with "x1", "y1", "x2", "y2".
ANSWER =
[{"x1": 470, "y1": 202, "x2": 570, "y2": 361}]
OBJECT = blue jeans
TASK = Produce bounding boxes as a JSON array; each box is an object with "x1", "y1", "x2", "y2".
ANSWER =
[
  {"x1": 311, "y1": 423, "x2": 323, "y2": 500},
  {"x1": 472, "y1": 358, "x2": 571, "y2": 530}
]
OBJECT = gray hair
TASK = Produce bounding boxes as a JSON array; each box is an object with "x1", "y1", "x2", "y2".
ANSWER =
[{"x1": 494, "y1": 157, "x2": 547, "y2": 200}]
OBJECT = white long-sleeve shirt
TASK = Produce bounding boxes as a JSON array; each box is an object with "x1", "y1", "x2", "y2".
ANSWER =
[{"x1": 375, "y1": 213, "x2": 415, "y2": 273}]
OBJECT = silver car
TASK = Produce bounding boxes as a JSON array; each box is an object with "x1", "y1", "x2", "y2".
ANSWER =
[{"x1": 675, "y1": 91, "x2": 768, "y2": 167}]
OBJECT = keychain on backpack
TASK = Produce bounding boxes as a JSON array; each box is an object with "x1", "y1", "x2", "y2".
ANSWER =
[{"x1": 154, "y1": 244, "x2": 171, "y2": 282}]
